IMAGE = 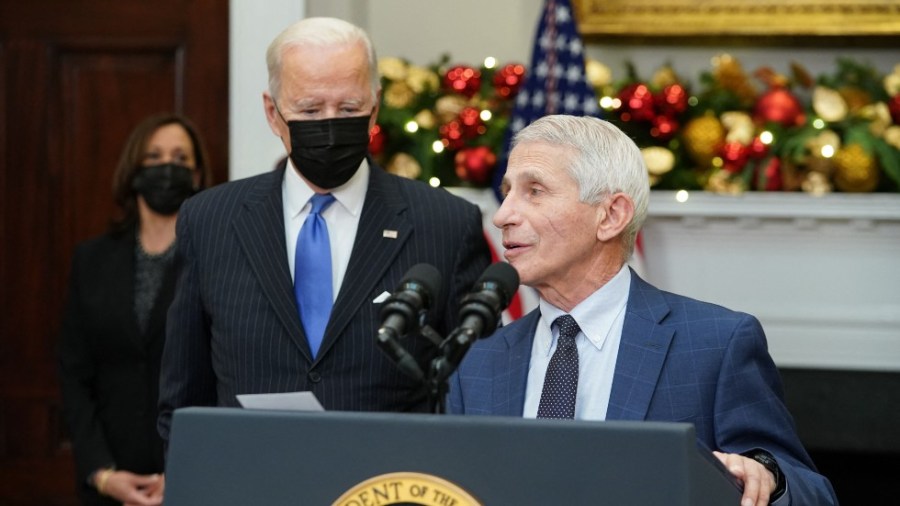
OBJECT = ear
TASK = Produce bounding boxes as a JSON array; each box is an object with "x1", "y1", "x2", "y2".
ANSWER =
[
  {"x1": 596, "y1": 192, "x2": 635, "y2": 243},
  {"x1": 262, "y1": 91, "x2": 283, "y2": 138},
  {"x1": 368, "y1": 87, "x2": 382, "y2": 131}
]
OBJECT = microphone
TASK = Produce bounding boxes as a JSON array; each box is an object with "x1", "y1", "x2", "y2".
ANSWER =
[
  {"x1": 433, "y1": 262, "x2": 520, "y2": 381},
  {"x1": 376, "y1": 263, "x2": 442, "y2": 381},
  {"x1": 456, "y1": 261, "x2": 520, "y2": 339}
]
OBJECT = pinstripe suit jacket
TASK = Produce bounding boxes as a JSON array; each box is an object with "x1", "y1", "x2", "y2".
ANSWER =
[
  {"x1": 448, "y1": 271, "x2": 838, "y2": 505},
  {"x1": 158, "y1": 162, "x2": 490, "y2": 439}
]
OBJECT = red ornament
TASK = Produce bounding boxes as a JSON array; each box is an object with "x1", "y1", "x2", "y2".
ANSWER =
[
  {"x1": 444, "y1": 65, "x2": 482, "y2": 98},
  {"x1": 457, "y1": 107, "x2": 486, "y2": 138},
  {"x1": 493, "y1": 63, "x2": 526, "y2": 98},
  {"x1": 439, "y1": 120, "x2": 465, "y2": 150},
  {"x1": 650, "y1": 115, "x2": 679, "y2": 140},
  {"x1": 754, "y1": 88, "x2": 805, "y2": 127},
  {"x1": 749, "y1": 136, "x2": 769, "y2": 158},
  {"x1": 755, "y1": 157, "x2": 783, "y2": 191},
  {"x1": 617, "y1": 83, "x2": 656, "y2": 123},
  {"x1": 454, "y1": 146, "x2": 497, "y2": 184},
  {"x1": 720, "y1": 142, "x2": 750, "y2": 173},
  {"x1": 655, "y1": 84, "x2": 689, "y2": 116},
  {"x1": 368, "y1": 124, "x2": 387, "y2": 157},
  {"x1": 888, "y1": 94, "x2": 900, "y2": 124}
]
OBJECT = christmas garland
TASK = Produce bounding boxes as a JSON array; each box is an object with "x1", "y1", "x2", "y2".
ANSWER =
[{"x1": 372, "y1": 54, "x2": 900, "y2": 193}]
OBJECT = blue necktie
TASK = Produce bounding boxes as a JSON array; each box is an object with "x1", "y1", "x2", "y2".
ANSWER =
[
  {"x1": 537, "y1": 314, "x2": 580, "y2": 419},
  {"x1": 294, "y1": 193, "x2": 336, "y2": 358}
]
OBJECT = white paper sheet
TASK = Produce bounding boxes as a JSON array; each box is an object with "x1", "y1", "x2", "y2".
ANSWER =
[{"x1": 236, "y1": 391, "x2": 325, "y2": 411}]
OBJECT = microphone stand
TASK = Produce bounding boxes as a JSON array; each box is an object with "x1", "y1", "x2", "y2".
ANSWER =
[{"x1": 425, "y1": 325, "x2": 481, "y2": 414}]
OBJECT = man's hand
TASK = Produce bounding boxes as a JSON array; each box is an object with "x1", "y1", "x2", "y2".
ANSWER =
[{"x1": 714, "y1": 451, "x2": 777, "y2": 506}]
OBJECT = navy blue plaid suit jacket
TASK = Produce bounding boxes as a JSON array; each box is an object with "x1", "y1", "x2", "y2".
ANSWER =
[
  {"x1": 158, "y1": 162, "x2": 490, "y2": 439},
  {"x1": 449, "y1": 271, "x2": 837, "y2": 504}
]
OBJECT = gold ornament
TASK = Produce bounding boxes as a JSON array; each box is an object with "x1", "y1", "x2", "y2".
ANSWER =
[
  {"x1": 705, "y1": 169, "x2": 745, "y2": 194},
  {"x1": 860, "y1": 102, "x2": 891, "y2": 137},
  {"x1": 883, "y1": 65, "x2": 900, "y2": 96},
  {"x1": 721, "y1": 111, "x2": 755, "y2": 144},
  {"x1": 386, "y1": 152, "x2": 422, "y2": 180},
  {"x1": 838, "y1": 86, "x2": 871, "y2": 114},
  {"x1": 884, "y1": 125, "x2": 900, "y2": 150},
  {"x1": 683, "y1": 114, "x2": 726, "y2": 168},
  {"x1": 378, "y1": 57, "x2": 408, "y2": 81},
  {"x1": 641, "y1": 147, "x2": 675, "y2": 178},
  {"x1": 384, "y1": 82, "x2": 415, "y2": 108},
  {"x1": 435, "y1": 95, "x2": 467, "y2": 123},
  {"x1": 414, "y1": 109, "x2": 437, "y2": 130},
  {"x1": 801, "y1": 171, "x2": 833, "y2": 195},
  {"x1": 805, "y1": 130, "x2": 841, "y2": 159},
  {"x1": 812, "y1": 86, "x2": 849, "y2": 122},
  {"x1": 585, "y1": 59, "x2": 612, "y2": 88},
  {"x1": 833, "y1": 144, "x2": 878, "y2": 192},
  {"x1": 406, "y1": 65, "x2": 440, "y2": 93},
  {"x1": 650, "y1": 65, "x2": 679, "y2": 89},
  {"x1": 712, "y1": 54, "x2": 757, "y2": 107}
]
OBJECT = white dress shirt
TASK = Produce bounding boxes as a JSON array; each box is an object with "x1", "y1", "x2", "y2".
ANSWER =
[
  {"x1": 523, "y1": 264, "x2": 631, "y2": 420},
  {"x1": 283, "y1": 158, "x2": 369, "y2": 301}
]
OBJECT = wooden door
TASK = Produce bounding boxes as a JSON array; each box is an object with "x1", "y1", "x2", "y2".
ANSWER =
[{"x1": 0, "y1": 1, "x2": 228, "y2": 503}]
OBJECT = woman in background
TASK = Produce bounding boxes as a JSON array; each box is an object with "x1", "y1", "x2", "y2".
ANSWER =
[{"x1": 58, "y1": 113, "x2": 213, "y2": 505}]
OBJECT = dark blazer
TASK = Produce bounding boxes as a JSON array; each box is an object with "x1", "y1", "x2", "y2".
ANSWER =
[
  {"x1": 58, "y1": 228, "x2": 172, "y2": 505},
  {"x1": 449, "y1": 271, "x2": 838, "y2": 505},
  {"x1": 158, "y1": 162, "x2": 491, "y2": 438}
]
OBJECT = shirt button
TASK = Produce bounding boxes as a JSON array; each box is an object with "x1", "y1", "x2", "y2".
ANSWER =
[{"x1": 308, "y1": 371, "x2": 322, "y2": 383}]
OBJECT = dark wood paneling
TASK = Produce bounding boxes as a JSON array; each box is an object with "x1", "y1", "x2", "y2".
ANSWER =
[{"x1": 0, "y1": 1, "x2": 228, "y2": 503}]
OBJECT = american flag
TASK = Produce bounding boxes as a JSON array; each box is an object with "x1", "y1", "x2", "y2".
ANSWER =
[{"x1": 492, "y1": 0, "x2": 600, "y2": 200}]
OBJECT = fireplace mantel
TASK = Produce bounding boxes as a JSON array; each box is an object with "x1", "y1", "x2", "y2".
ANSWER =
[{"x1": 644, "y1": 191, "x2": 900, "y2": 372}]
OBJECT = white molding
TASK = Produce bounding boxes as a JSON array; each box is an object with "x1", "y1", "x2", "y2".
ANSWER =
[
  {"x1": 644, "y1": 191, "x2": 900, "y2": 372},
  {"x1": 649, "y1": 190, "x2": 900, "y2": 221}
]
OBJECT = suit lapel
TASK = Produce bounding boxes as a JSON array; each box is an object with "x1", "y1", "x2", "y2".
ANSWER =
[
  {"x1": 232, "y1": 169, "x2": 310, "y2": 359},
  {"x1": 607, "y1": 271, "x2": 675, "y2": 421},
  {"x1": 316, "y1": 165, "x2": 412, "y2": 360},
  {"x1": 494, "y1": 310, "x2": 540, "y2": 416}
]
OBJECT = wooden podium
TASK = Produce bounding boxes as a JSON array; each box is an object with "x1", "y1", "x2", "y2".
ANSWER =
[{"x1": 165, "y1": 407, "x2": 741, "y2": 505}]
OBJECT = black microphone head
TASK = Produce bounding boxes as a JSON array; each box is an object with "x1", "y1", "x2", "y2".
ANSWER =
[
  {"x1": 475, "y1": 262, "x2": 520, "y2": 308},
  {"x1": 398, "y1": 263, "x2": 442, "y2": 304}
]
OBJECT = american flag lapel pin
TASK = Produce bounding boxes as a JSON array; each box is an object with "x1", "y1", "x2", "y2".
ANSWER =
[{"x1": 383, "y1": 229, "x2": 398, "y2": 239}]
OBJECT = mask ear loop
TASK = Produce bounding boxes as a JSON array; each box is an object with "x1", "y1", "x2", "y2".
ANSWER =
[{"x1": 273, "y1": 100, "x2": 291, "y2": 126}]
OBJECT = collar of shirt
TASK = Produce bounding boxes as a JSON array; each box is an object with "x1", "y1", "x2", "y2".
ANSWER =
[
  {"x1": 536, "y1": 264, "x2": 631, "y2": 357},
  {"x1": 283, "y1": 157, "x2": 369, "y2": 219}
]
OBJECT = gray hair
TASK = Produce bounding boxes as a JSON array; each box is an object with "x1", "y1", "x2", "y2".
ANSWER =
[
  {"x1": 266, "y1": 17, "x2": 380, "y2": 102},
  {"x1": 512, "y1": 115, "x2": 650, "y2": 261}
]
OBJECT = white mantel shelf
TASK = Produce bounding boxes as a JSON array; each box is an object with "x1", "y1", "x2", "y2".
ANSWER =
[
  {"x1": 643, "y1": 191, "x2": 900, "y2": 372},
  {"x1": 649, "y1": 191, "x2": 900, "y2": 221}
]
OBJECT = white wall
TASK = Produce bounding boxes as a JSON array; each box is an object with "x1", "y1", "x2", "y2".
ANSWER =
[{"x1": 229, "y1": 0, "x2": 305, "y2": 181}]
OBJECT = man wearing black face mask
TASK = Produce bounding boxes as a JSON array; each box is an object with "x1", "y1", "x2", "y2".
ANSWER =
[{"x1": 157, "y1": 17, "x2": 491, "y2": 441}]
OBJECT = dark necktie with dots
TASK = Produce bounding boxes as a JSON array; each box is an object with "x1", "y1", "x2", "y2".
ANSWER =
[{"x1": 537, "y1": 314, "x2": 580, "y2": 419}]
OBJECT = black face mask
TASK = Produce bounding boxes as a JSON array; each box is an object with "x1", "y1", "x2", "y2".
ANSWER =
[
  {"x1": 132, "y1": 163, "x2": 196, "y2": 215},
  {"x1": 286, "y1": 114, "x2": 371, "y2": 189}
]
